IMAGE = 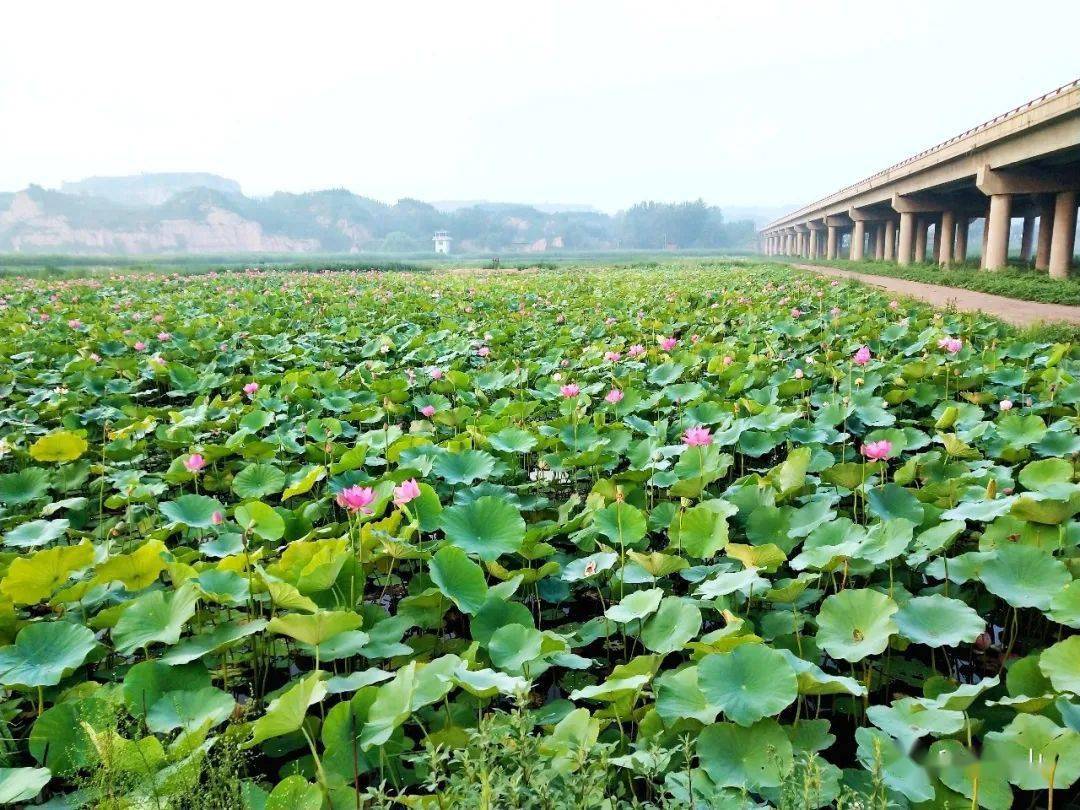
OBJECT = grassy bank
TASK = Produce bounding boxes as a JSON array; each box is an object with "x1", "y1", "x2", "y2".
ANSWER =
[{"x1": 788, "y1": 256, "x2": 1080, "y2": 306}]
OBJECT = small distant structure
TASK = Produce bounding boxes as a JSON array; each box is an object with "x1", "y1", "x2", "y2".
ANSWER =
[{"x1": 432, "y1": 230, "x2": 452, "y2": 255}]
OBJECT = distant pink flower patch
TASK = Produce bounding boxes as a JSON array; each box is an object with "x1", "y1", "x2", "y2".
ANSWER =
[
  {"x1": 393, "y1": 478, "x2": 422, "y2": 506},
  {"x1": 659, "y1": 336, "x2": 678, "y2": 351},
  {"x1": 420, "y1": 405, "x2": 436, "y2": 418},
  {"x1": 560, "y1": 383, "x2": 580, "y2": 398},
  {"x1": 861, "y1": 440, "x2": 893, "y2": 461},
  {"x1": 683, "y1": 426, "x2": 712, "y2": 447},
  {"x1": 337, "y1": 485, "x2": 375, "y2": 513},
  {"x1": 853, "y1": 346, "x2": 872, "y2": 366},
  {"x1": 184, "y1": 453, "x2": 206, "y2": 473},
  {"x1": 605, "y1": 388, "x2": 624, "y2": 404},
  {"x1": 938, "y1": 337, "x2": 963, "y2": 354},
  {"x1": 243, "y1": 382, "x2": 259, "y2": 396},
  {"x1": 628, "y1": 344, "x2": 646, "y2": 358}
]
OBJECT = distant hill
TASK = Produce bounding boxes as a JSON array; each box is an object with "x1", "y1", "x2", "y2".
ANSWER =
[
  {"x1": 60, "y1": 173, "x2": 243, "y2": 207},
  {"x1": 0, "y1": 177, "x2": 757, "y2": 255}
]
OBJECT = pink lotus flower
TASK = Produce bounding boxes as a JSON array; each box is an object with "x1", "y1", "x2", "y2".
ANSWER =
[
  {"x1": 659, "y1": 336, "x2": 678, "y2": 352},
  {"x1": 68, "y1": 319, "x2": 82, "y2": 329},
  {"x1": 790, "y1": 308, "x2": 802, "y2": 318},
  {"x1": 888, "y1": 300, "x2": 899, "y2": 310},
  {"x1": 134, "y1": 341, "x2": 147, "y2": 352},
  {"x1": 560, "y1": 383, "x2": 580, "y2": 398},
  {"x1": 89, "y1": 353, "x2": 101, "y2": 363},
  {"x1": 583, "y1": 560, "x2": 598, "y2": 576},
  {"x1": 393, "y1": 478, "x2": 421, "y2": 506},
  {"x1": 605, "y1": 388, "x2": 624, "y2": 404},
  {"x1": 683, "y1": 426, "x2": 712, "y2": 447},
  {"x1": 184, "y1": 453, "x2": 206, "y2": 473},
  {"x1": 429, "y1": 367, "x2": 443, "y2": 380},
  {"x1": 830, "y1": 307, "x2": 841, "y2": 317},
  {"x1": 157, "y1": 331, "x2": 171, "y2": 341},
  {"x1": 336, "y1": 485, "x2": 375, "y2": 513},
  {"x1": 723, "y1": 355, "x2": 734, "y2": 366},
  {"x1": 243, "y1": 382, "x2": 259, "y2": 396},
  {"x1": 861, "y1": 440, "x2": 892, "y2": 461},
  {"x1": 211, "y1": 510, "x2": 224, "y2": 525},
  {"x1": 604, "y1": 351, "x2": 622, "y2": 363},
  {"x1": 420, "y1": 404, "x2": 436, "y2": 418},
  {"x1": 794, "y1": 368, "x2": 804, "y2": 379},
  {"x1": 477, "y1": 346, "x2": 490, "y2": 357},
  {"x1": 853, "y1": 346, "x2": 872, "y2": 366},
  {"x1": 999, "y1": 399, "x2": 1013, "y2": 411},
  {"x1": 628, "y1": 344, "x2": 646, "y2": 358},
  {"x1": 938, "y1": 337, "x2": 963, "y2": 354}
]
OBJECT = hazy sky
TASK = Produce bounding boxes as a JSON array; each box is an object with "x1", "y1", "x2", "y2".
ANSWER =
[{"x1": 4, "y1": 1, "x2": 1079, "y2": 212}]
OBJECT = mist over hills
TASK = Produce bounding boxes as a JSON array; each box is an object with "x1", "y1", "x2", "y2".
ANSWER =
[{"x1": 0, "y1": 173, "x2": 760, "y2": 256}]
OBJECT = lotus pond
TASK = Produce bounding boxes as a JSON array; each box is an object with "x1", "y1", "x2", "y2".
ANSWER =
[{"x1": 0, "y1": 262, "x2": 1078, "y2": 808}]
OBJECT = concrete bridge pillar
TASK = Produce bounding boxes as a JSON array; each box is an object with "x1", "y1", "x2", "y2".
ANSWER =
[
  {"x1": 914, "y1": 218, "x2": 928, "y2": 263},
  {"x1": 1019, "y1": 215, "x2": 1035, "y2": 262},
  {"x1": 897, "y1": 213, "x2": 916, "y2": 265},
  {"x1": 1035, "y1": 197, "x2": 1054, "y2": 270},
  {"x1": 874, "y1": 224, "x2": 885, "y2": 260},
  {"x1": 939, "y1": 211, "x2": 955, "y2": 267},
  {"x1": 954, "y1": 217, "x2": 969, "y2": 262},
  {"x1": 808, "y1": 230, "x2": 819, "y2": 259},
  {"x1": 851, "y1": 221, "x2": 866, "y2": 261},
  {"x1": 1048, "y1": 190, "x2": 1077, "y2": 279},
  {"x1": 884, "y1": 220, "x2": 896, "y2": 261},
  {"x1": 983, "y1": 194, "x2": 1012, "y2": 270},
  {"x1": 826, "y1": 226, "x2": 838, "y2": 260}
]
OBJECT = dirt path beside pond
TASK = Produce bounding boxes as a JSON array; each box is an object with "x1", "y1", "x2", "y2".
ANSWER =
[{"x1": 792, "y1": 263, "x2": 1080, "y2": 327}]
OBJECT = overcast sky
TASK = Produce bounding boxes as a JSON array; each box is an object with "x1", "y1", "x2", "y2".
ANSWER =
[{"x1": 3, "y1": 1, "x2": 1079, "y2": 212}]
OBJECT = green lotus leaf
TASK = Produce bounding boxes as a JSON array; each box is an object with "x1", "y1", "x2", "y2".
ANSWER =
[
  {"x1": 696, "y1": 719, "x2": 793, "y2": 789},
  {"x1": 640, "y1": 597, "x2": 702, "y2": 654},
  {"x1": 489, "y1": 427, "x2": 537, "y2": 454},
  {"x1": 698, "y1": 644, "x2": 797, "y2": 726},
  {"x1": 0, "y1": 468, "x2": 49, "y2": 505},
  {"x1": 816, "y1": 588, "x2": 898, "y2": 662},
  {"x1": 233, "y1": 499, "x2": 286, "y2": 541},
  {"x1": 432, "y1": 449, "x2": 497, "y2": 485},
  {"x1": 266, "y1": 775, "x2": 323, "y2": 810},
  {"x1": 0, "y1": 621, "x2": 97, "y2": 687},
  {"x1": 569, "y1": 673, "x2": 650, "y2": 702},
  {"x1": 866, "y1": 697, "x2": 965, "y2": 752},
  {"x1": 488, "y1": 624, "x2": 544, "y2": 675},
  {"x1": 855, "y1": 727, "x2": 934, "y2": 802},
  {"x1": 605, "y1": 587, "x2": 663, "y2": 623},
  {"x1": 562, "y1": 551, "x2": 618, "y2": 582},
  {"x1": 247, "y1": 671, "x2": 328, "y2": 748},
  {"x1": 146, "y1": 686, "x2": 236, "y2": 733},
  {"x1": 2, "y1": 518, "x2": 69, "y2": 548},
  {"x1": 867, "y1": 484, "x2": 925, "y2": 525},
  {"x1": 159, "y1": 620, "x2": 268, "y2": 666},
  {"x1": 1049, "y1": 580, "x2": 1080, "y2": 628},
  {"x1": 232, "y1": 463, "x2": 286, "y2": 499},
  {"x1": 159, "y1": 493, "x2": 226, "y2": 528},
  {"x1": 895, "y1": 594, "x2": 985, "y2": 648},
  {"x1": 439, "y1": 496, "x2": 525, "y2": 560},
  {"x1": 654, "y1": 665, "x2": 720, "y2": 725},
  {"x1": 123, "y1": 660, "x2": 211, "y2": 717},
  {"x1": 29, "y1": 697, "x2": 109, "y2": 775},
  {"x1": 0, "y1": 767, "x2": 51, "y2": 803},
  {"x1": 979, "y1": 545, "x2": 1071, "y2": 610},
  {"x1": 429, "y1": 545, "x2": 488, "y2": 614},
  {"x1": 112, "y1": 583, "x2": 200, "y2": 654},
  {"x1": 776, "y1": 649, "x2": 866, "y2": 697},
  {"x1": 983, "y1": 714, "x2": 1080, "y2": 790},
  {"x1": 594, "y1": 502, "x2": 647, "y2": 547},
  {"x1": 267, "y1": 610, "x2": 362, "y2": 646},
  {"x1": 1040, "y1": 636, "x2": 1080, "y2": 696},
  {"x1": 667, "y1": 501, "x2": 732, "y2": 558}
]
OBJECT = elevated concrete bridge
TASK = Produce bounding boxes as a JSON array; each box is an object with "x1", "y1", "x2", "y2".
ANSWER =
[{"x1": 761, "y1": 79, "x2": 1080, "y2": 278}]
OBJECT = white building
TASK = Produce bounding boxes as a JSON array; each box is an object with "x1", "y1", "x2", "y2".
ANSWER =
[{"x1": 432, "y1": 231, "x2": 452, "y2": 255}]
